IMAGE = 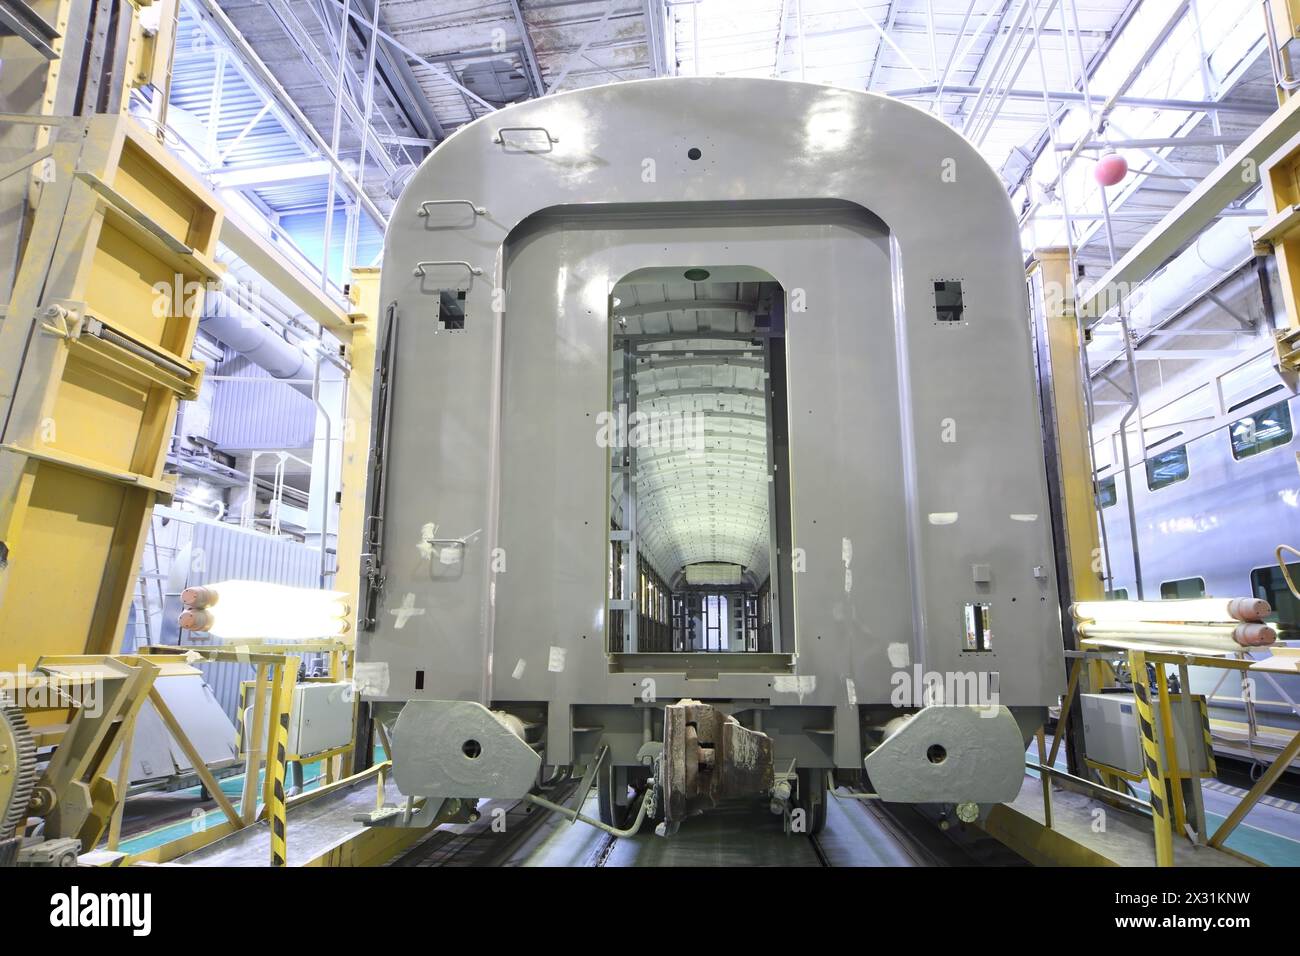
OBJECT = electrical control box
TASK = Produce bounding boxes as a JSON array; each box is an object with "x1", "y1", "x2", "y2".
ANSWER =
[
  {"x1": 243, "y1": 681, "x2": 353, "y2": 759},
  {"x1": 1081, "y1": 692, "x2": 1211, "y2": 776}
]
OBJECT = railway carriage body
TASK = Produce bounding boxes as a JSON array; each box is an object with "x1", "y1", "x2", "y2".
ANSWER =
[{"x1": 358, "y1": 77, "x2": 1067, "y2": 823}]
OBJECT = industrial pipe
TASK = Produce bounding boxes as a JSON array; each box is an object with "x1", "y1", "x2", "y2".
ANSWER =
[{"x1": 201, "y1": 290, "x2": 314, "y2": 392}]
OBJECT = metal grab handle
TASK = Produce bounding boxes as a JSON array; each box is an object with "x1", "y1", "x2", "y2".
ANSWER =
[
  {"x1": 412, "y1": 260, "x2": 483, "y2": 278},
  {"x1": 492, "y1": 125, "x2": 558, "y2": 145},
  {"x1": 417, "y1": 199, "x2": 486, "y2": 218}
]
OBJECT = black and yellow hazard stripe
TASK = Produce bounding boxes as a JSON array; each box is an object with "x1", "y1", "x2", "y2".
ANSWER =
[
  {"x1": 1152, "y1": 666, "x2": 1188, "y2": 834},
  {"x1": 269, "y1": 707, "x2": 290, "y2": 867},
  {"x1": 266, "y1": 661, "x2": 298, "y2": 868},
  {"x1": 1129, "y1": 651, "x2": 1174, "y2": 866}
]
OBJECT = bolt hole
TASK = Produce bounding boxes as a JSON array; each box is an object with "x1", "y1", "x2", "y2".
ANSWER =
[
  {"x1": 687, "y1": 146, "x2": 702, "y2": 160},
  {"x1": 462, "y1": 739, "x2": 482, "y2": 759},
  {"x1": 927, "y1": 744, "x2": 947, "y2": 764}
]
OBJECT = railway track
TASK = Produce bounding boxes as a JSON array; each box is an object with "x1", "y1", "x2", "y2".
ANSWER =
[
  {"x1": 388, "y1": 781, "x2": 585, "y2": 867},
  {"x1": 587, "y1": 821, "x2": 832, "y2": 867},
  {"x1": 389, "y1": 782, "x2": 1025, "y2": 867}
]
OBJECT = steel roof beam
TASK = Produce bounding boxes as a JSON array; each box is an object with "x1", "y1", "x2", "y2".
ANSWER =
[
  {"x1": 191, "y1": 0, "x2": 387, "y2": 227},
  {"x1": 422, "y1": 45, "x2": 527, "y2": 66},
  {"x1": 509, "y1": 0, "x2": 547, "y2": 96},
  {"x1": 0, "y1": 0, "x2": 59, "y2": 59},
  {"x1": 210, "y1": 159, "x2": 333, "y2": 188},
  {"x1": 313, "y1": 0, "x2": 496, "y2": 112},
  {"x1": 892, "y1": 85, "x2": 1277, "y2": 116},
  {"x1": 1078, "y1": 94, "x2": 1300, "y2": 320},
  {"x1": 548, "y1": 0, "x2": 618, "y2": 92},
  {"x1": 262, "y1": 0, "x2": 398, "y2": 176},
  {"x1": 349, "y1": 0, "x2": 447, "y2": 142}
]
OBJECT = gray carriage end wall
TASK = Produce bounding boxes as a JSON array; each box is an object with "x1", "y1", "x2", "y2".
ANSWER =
[{"x1": 357, "y1": 77, "x2": 1066, "y2": 775}]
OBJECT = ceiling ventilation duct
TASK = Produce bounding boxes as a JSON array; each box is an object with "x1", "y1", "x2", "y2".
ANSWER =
[
  {"x1": 1110, "y1": 211, "x2": 1266, "y2": 333},
  {"x1": 201, "y1": 290, "x2": 314, "y2": 396}
]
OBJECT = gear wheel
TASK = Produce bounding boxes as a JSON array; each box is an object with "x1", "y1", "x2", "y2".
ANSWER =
[{"x1": 1, "y1": 703, "x2": 38, "y2": 842}]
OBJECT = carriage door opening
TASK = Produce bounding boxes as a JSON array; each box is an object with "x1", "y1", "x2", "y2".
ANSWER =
[{"x1": 607, "y1": 267, "x2": 793, "y2": 665}]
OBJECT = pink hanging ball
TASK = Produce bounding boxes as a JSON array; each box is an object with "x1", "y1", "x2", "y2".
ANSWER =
[{"x1": 1094, "y1": 151, "x2": 1128, "y2": 187}]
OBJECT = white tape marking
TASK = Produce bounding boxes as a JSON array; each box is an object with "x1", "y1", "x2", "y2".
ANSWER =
[
  {"x1": 772, "y1": 675, "x2": 816, "y2": 700},
  {"x1": 353, "y1": 662, "x2": 390, "y2": 697},
  {"x1": 390, "y1": 593, "x2": 425, "y2": 629}
]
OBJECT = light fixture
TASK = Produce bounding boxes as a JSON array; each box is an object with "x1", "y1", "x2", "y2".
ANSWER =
[{"x1": 178, "y1": 580, "x2": 351, "y2": 640}]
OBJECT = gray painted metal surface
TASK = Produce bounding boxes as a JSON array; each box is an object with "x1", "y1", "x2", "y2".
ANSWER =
[
  {"x1": 105, "y1": 674, "x2": 240, "y2": 785},
  {"x1": 864, "y1": 705, "x2": 1026, "y2": 803},
  {"x1": 360, "y1": 77, "x2": 1065, "y2": 799},
  {"x1": 392, "y1": 701, "x2": 541, "y2": 799}
]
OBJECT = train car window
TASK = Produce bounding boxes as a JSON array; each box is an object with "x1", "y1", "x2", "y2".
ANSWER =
[
  {"x1": 1145, "y1": 444, "x2": 1189, "y2": 491},
  {"x1": 1229, "y1": 401, "x2": 1293, "y2": 461},
  {"x1": 1108, "y1": 587, "x2": 1129, "y2": 600},
  {"x1": 1097, "y1": 475, "x2": 1116, "y2": 508},
  {"x1": 1160, "y1": 577, "x2": 1205, "y2": 599},
  {"x1": 1251, "y1": 564, "x2": 1299, "y2": 626}
]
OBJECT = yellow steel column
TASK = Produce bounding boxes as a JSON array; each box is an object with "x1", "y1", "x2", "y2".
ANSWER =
[
  {"x1": 1031, "y1": 249, "x2": 1118, "y2": 783},
  {"x1": 1256, "y1": 3, "x2": 1300, "y2": 409},
  {"x1": 1031, "y1": 249, "x2": 1105, "y2": 604},
  {"x1": 1153, "y1": 664, "x2": 1188, "y2": 837},
  {"x1": 240, "y1": 664, "x2": 270, "y2": 823},
  {"x1": 267, "y1": 660, "x2": 298, "y2": 867},
  {"x1": 333, "y1": 269, "x2": 378, "y2": 775},
  {"x1": 0, "y1": 113, "x2": 220, "y2": 670},
  {"x1": 336, "y1": 267, "x2": 379, "y2": 639},
  {"x1": 1266, "y1": 0, "x2": 1300, "y2": 105},
  {"x1": 0, "y1": 2, "x2": 223, "y2": 674}
]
